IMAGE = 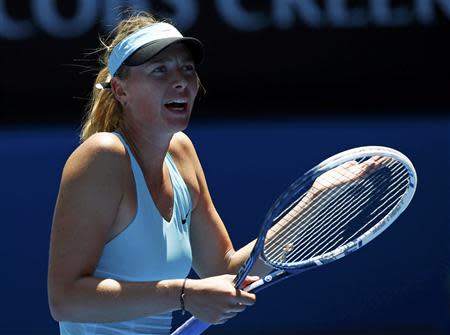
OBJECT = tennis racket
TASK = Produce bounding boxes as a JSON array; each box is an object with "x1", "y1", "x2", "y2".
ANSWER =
[{"x1": 172, "y1": 146, "x2": 417, "y2": 335}]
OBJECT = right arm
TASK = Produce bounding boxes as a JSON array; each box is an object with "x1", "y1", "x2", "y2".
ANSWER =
[
  {"x1": 47, "y1": 133, "x2": 254, "y2": 324},
  {"x1": 48, "y1": 133, "x2": 183, "y2": 322}
]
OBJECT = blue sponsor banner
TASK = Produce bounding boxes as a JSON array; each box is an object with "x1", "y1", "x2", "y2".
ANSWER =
[
  {"x1": 1, "y1": 1, "x2": 450, "y2": 123},
  {"x1": 1, "y1": 0, "x2": 450, "y2": 39}
]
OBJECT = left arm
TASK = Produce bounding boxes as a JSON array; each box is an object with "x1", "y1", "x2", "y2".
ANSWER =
[{"x1": 172, "y1": 133, "x2": 272, "y2": 279}]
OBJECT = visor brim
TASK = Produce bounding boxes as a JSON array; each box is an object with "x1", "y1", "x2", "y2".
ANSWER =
[{"x1": 123, "y1": 37, "x2": 204, "y2": 66}]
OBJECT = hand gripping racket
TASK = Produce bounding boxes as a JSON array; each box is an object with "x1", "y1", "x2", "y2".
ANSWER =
[{"x1": 172, "y1": 146, "x2": 417, "y2": 335}]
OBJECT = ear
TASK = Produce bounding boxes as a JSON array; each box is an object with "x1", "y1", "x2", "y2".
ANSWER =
[{"x1": 110, "y1": 77, "x2": 127, "y2": 106}]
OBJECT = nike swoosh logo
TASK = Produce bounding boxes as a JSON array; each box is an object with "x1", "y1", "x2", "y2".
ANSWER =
[{"x1": 181, "y1": 209, "x2": 191, "y2": 224}]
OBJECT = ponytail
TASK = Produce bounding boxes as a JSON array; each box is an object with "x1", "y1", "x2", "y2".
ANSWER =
[
  {"x1": 80, "y1": 12, "x2": 159, "y2": 142},
  {"x1": 80, "y1": 67, "x2": 123, "y2": 141}
]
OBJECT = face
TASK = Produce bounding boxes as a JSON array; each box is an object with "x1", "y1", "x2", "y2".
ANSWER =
[{"x1": 113, "y1": 43, "x2": 200, "y2": 135}]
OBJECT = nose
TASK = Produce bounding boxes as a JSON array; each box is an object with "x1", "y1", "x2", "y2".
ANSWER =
[{"x1": 172, "y1": 70, "x2": 188, "y2": 90}]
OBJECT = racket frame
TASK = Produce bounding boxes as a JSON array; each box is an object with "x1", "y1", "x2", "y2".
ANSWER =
[
  {"x1": 171, "y1": 146, "x2": 417, "y2": 335},
  {"x1": 257, "y1": 146, "x2": 416, "y2": 273}
]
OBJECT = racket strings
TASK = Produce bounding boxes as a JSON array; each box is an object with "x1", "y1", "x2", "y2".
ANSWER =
[
  {"x1": 263, "y1": 158, "x2": 393, "y2": 262},
  {"x1": 337, "y1": 173, "x2": 409, "y2": 248},
  {"x1": 269, "y1": 160, "x2": 408, "y2": 265},
  {"x1": 263, "y1": 158, "x2": 397, "y2": 252},
  {"x1": 293, "y1": 161, "x2": 408, "y2": 261},
  {"x1": 263, "y1": 158, "x2": 409, "y2": 266},
  {"x1": 263, "y1": 171, "x2": 366, "y2": 257},
  {"x1": 269, "y1": 160, "x2": 407, "y2": 264},
  {"x1": 268, "y1": 156, "x2": 373, "y2": 225},
  {"x1": 265, "y1": 167, "x2": 390, "y2": 263},
  {"x1": 263, "y1": 162, "x2": 372, "y2": 244},
  {"x1": 300, "y1": 166, "x2": 409, "y2": 261}
]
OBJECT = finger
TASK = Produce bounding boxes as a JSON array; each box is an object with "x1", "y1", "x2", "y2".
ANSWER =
[
  {"x1": 234, "y1": 290, "x2": 256, "y2": 306},
  {"x1": 241, "y1": 275, "x2": 260, "y2": 287},
  {"x1": 210, "y1": 312, "x2": 238, "y2": 325},
  {"x1": 227, "y1": 302, "x2": 247, "y2": 313}
]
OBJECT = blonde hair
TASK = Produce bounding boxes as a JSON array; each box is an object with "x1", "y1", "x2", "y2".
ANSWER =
[{"x1": 80, "y1": 12, "x2": 160, "y2": 141}]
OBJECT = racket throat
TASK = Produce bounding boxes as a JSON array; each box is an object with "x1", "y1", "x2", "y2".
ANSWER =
[{"x1": 243, "y1": 269, "x2": 288, "y2": 292}]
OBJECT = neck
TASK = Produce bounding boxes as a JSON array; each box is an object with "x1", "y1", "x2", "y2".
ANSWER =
[{"x1": 120, "y1": 121, "x2": 173, "y2": 178}]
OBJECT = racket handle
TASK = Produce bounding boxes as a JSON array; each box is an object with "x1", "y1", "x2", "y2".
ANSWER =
[{"x1": 171, "y1": 316, "x2": 210, "y2": 335}]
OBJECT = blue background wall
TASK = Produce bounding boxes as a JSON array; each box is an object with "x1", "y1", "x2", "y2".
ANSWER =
[
  {"x1": 2, "y1": 1, "x2": 449, "y2": 334},
  {"x1": 1, "y1": 117, "x2": 448, "y2": 334}
]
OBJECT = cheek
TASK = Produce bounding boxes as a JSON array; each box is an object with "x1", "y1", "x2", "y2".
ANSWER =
[
  {"x1": 126, "y1": 93, "x2": 161, "y2": 123},
  {"x1": 190, "y1": 77, "x2": 200, "y2": 95},
  {"x1": 130, "y1": 85, "x2": 161, "y2": 107}
]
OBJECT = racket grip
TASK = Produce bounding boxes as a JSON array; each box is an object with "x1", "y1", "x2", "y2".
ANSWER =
[
  {"x1": 171, "y1": 316, "x2": 210, "y2": 335},
  {"x1": 243, "y1": 277, "x2": 265, "y2": 292}
]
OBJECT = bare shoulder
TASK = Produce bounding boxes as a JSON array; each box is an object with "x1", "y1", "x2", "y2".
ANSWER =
[
  {"x1": 54, "y1": 132, "x2": 129, "y2": 245},
  {"x1": 64, "y1": 132, "x2": 127, "y2": 179},
  {"x1": 70, "y1": 132, "x2": 126, "y2": 163},
  {"x1": 56, "y1": 131, "x2": 128, "y2": 223},
  {"x1": 169, "y1": 131, "x2": 196, "y2": 157},
  {"x1": 169, "y1": 131, "x2": 202, "y2": 170}
]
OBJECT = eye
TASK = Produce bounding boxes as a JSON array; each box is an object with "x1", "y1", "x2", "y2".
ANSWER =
[
  {"x1": 182, "y1": 63, "x2": 195, "y2": 72},
  {"x1": 152, "y1": 65, "x2": 167, "y2": 74}
]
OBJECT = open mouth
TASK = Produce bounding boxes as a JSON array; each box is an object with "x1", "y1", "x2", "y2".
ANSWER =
[{"x1": 164, "y1": 99, "x2": 188, "y2": 113}]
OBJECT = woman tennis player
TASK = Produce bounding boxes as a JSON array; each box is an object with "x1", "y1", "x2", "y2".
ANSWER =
[
  {"x1": 47, "y1": 12, "x2": 271, "y2": 335},
  {"x1": 47, "y1": 10, "x2": 399, "y2": 335}
]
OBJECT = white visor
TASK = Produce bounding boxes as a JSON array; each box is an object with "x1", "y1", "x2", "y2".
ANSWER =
[{"x1": 108, "y1": 22, "x2": 203, "y2": 77}]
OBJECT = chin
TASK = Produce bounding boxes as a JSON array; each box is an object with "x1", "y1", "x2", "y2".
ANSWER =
[
  {"x1": 166, "y1": 114, "x2": 191, "y2": 133},
  {"x1": 157, "y1": 103, "x2": 192, "y2": 135}
]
